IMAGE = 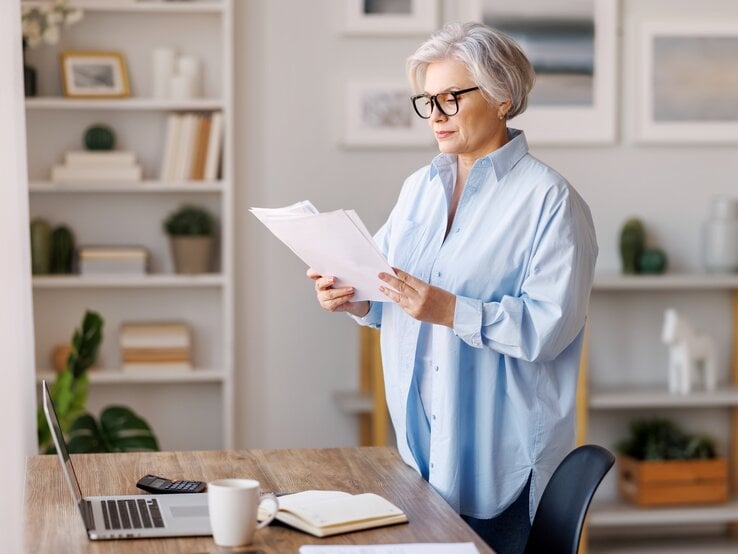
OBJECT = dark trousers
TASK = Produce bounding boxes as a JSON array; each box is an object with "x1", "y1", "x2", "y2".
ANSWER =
[{"x1": 462, "y1": 474, "x2": 532, "y2": 554}]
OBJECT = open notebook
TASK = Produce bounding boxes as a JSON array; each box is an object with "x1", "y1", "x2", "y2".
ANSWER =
[{"x1": 258, "y1": 490, "x2": 407, "y2": 537}]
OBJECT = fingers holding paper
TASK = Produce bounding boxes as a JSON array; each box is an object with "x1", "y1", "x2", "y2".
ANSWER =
[
  {"x1": 379, "y1": 268, "x2": 456, "y2": 328},
  {"x1": 307, "y1": 267, "x2": 370, "y2": 317}
]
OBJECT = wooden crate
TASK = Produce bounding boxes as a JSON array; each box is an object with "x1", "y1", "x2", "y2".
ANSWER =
[{"x1": 618, "y1": 456, "x2": 728, "y2": 506}]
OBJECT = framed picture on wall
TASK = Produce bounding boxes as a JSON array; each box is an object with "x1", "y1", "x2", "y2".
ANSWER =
[
  {"x1": 476, "y1": 0, "x2": 617, "y2": 145},
  {"x1": 344, "y1": 0, "x2": 439, "y2": 35},
  {"x1": 637, "y1": 21, "x2": 738, "y2": 143},
  {"x1": 344, "y1": 82, "x2": 433, "y2": 147},
  {"x1": 60, "y1": 51, "x2": 131, "y2": 99}
]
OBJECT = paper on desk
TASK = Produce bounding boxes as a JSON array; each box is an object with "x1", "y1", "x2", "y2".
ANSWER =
[
  {"x1": 250, "y1": 202, "x2": 395, "y2": 302},
  {"x1": 299, "y1": 543, "x2": 479, "y2": 554}
]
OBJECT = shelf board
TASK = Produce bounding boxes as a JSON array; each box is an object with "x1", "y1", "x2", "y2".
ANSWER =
[
  {"x1": 32, "y1": 274, "x2": 225, "y2": 288},
  {"x1": 22, "y1": 0, "x2": 224, "y2": 14},
  {"x1": 36, "y1": 369, "x2": 226, "y2": 384},
  {"x1": 594, "y1": 273, "x2": 738, "y2": 290},
  {"x1": 590, "y1": 385, "x2": 738, "y2": 409},
  {"x1": 25, "y1": 97, "x2": 224, "y2": 111},
  {"x1": 589, "y1": 498, "x2": 738, "y2": 527},
  {"x1": 334, "y1": 391, "x2": 373, "y2": 414},
  {"x1": 29, "y1": 181, "x2": 224, "y2": 193}
]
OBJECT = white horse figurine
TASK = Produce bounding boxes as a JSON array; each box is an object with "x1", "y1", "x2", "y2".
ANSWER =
[{"x1": 661, "y1": 309, "x2": 717, "y2": 395}]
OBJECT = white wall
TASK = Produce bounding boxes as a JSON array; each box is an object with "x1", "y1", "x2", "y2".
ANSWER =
[{"x1": 232, "y1": 0, "x2": 738, "y2": 449}]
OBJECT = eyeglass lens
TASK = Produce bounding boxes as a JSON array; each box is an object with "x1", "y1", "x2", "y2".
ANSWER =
[{"x1": 413, "y1": 93, "x2": 459, "y2": 119}]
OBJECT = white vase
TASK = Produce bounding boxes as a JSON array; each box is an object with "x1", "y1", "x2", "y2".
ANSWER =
[{"x1": 703, "y1": 196, "x2": 738, "y2": 273}]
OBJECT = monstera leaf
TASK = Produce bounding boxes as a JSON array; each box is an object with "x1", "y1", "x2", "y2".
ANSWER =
[{"x1": 68, "y1": 407, "x2": 159, "y2": 453}]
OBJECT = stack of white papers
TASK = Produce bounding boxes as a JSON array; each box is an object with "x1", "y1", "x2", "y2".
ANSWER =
[
  {"x1": 250, "y1": 201, "x2": 395, "y2": 302},
  {"x1": 299, "y1": 544, "x2": 479, "y2": 554}
]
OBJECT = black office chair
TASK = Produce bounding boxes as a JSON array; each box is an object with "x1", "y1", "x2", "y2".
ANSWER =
[{"x1": 524, "y1": 444, "x2": 615, "y2": 554}]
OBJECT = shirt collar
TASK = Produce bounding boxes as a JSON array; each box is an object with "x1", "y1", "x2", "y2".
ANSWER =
[{"x1": 429, "y1": 128, "x2": 529, "y2": 182}]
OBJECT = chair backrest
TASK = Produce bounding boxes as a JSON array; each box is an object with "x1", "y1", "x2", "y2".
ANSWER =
[{"x1": 524, "y1": 444, "x2": 615, "y2": 554}]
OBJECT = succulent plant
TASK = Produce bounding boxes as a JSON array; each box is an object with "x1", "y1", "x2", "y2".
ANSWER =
[
  {"x1": 163, "y1": 204, "x2": 215, "y2": 236},
  {"x1": 619, "y1": 218, "x2": 645, "y2": 274}
]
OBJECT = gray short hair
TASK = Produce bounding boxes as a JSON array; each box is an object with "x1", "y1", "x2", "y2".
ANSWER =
[{"x1": 407, "y1": 21, "x2": 535, "y2": 120}]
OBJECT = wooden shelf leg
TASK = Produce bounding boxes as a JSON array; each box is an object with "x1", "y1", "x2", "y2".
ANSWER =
[
  {"x1": 577, "y1": 321, "x2": 590, "y2": 554},
  {"x1": 731, "y1": 291, "x2": 738, "y2": 536}
]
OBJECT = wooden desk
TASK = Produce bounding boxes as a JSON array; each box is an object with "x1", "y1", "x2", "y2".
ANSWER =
[{"x1": 24, "y1": 446, "x2": 493, "y2": 553}]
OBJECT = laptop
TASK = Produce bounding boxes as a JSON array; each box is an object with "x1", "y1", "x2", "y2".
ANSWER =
[{"x1": 41, "y1": 380, "x2": 212, "y2": 540}]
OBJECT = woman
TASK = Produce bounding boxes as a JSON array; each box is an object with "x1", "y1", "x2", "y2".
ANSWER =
[{"x1": 308, "y1": 21, "x2": 597, "y2": 554}]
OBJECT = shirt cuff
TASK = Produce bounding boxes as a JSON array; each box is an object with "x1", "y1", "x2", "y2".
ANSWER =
[
  {"x1": 453, "y1": 295, "x2": 484, "y2": 348},
  {"x1": 348, "y1": 300, "x2": 382, "y2": 328}
]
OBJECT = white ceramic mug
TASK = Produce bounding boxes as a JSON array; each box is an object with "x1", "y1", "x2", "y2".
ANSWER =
[{"x1": 207, "y1": 479, "x2": 279, "y2": 547}]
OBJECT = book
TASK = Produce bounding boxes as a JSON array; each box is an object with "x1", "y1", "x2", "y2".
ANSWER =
[
  {"x1": 120, "y1": 322, "x2": 192, "y2": 349},
  {"x1": 51, "y1": 164, "x2": 143, "y2": 183},
  {"x1": 204, "y1": 111, "x2": 223, "y2": 181},
  {"x1": 79, "y1": 246, "x2": 149, "y2": 275},
  {"x1": 190, "y1": 114, "x2": 211, "y2": 181},
  {"x1": 257, "y1": 490, "x2": 407, "y2": 538},
  {"x1": 121, "y1": 361, "x2": 193, "y2": 372},
  {"x1": 65, "y1": 150, "x2": 138, "y2": 167},
  {"x1": 175, "y1": 113, "x2": 200, "y2": 182}
]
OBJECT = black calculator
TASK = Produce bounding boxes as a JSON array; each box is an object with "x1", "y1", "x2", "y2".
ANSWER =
[{"x1": 136, "y1": 474, "x2": 207, "y2": 494}]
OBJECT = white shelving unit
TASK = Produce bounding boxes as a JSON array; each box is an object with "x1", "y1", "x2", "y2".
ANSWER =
[
  {"x1": 25, "y1": 0, "x2": 234, "y2": 451},
  {"x1": 584, "y1": 273, "x2": 738, "y2": 548}
]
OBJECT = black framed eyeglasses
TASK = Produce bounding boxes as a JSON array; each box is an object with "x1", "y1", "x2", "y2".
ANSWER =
[{"x1": 410, "y1": 86, "x2": 480, "y2": 119}]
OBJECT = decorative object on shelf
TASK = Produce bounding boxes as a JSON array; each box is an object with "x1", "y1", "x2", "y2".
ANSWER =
[
  {"x1": 84, "y1": 124, "x2": 116, "y2": 151},
  {"x1": 52, "y1": 148, "x2": 144, "y2": 183},
  {"x1": 661, "y1": 308, "x2": 716, "y2": 395},
  {"x1": 21, "y1": 0, "x2": 83, "y2": 97},
  {"x1": 30, "y1": 217, "x2": 52, "y2": 275},
  {"x1": 345, "y1": 82, "x2": 432, "y2": 147},
  {"x1": 119, "y1": 321, "x2": 193, "y2": 373},
  {"x1": 615, "y1": 418, "x2": 726, "y2": 506},
  {"x1": 78, "y1": 246, "x2": 148, "y2": 275},
  {"x1": 37, "y1": 310, "x2": 160, "y2": 454},
  {"x1": 152, "y1": 46, "x2": 176, "y2": 98},
  {"x1": 619, "y1": 217, "x2": 645, "y2": 274},
  {"x1": 344, "y1": 0, "x2": 439, "y2": 35},
  {"x1": 60, "y1": 50, "x2": 131, "y2": 99},
  {"x1": 476, "y1": 0, "x2": 617, "y2": 144},
  {"x1": 163, "y1": 204, "x2": 216, "y2": 274},
  {"x1": 50, "y1": 225, "x2": 75, "y2": 274},
  {"x1": 637, "y1": 20, "x2": 738, "y2": 143},
  {"x1": 703, "y1": 195, "x2": 738, "y2": 273},
  {"x1": 638, "y1": 247, "x2": 667, "y2": 274}
]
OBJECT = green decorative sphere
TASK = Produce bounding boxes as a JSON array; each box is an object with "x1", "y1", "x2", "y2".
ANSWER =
[
  {"x1": 639, "y1": 247, "x2": 668, "y2": 274},
  {"x1": 84, "y1": 124, "x2": 116, "y2": 151}
]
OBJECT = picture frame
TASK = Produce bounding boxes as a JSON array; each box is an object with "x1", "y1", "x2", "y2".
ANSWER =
[
  {"x1": 344, "y1": 82, "x2": 433, "y2": 147},
  {"x1": 637, "y1": 21, "x2": 738, "y2": 143},
  {"x1": 344, "y1": 0, "x2": 439, "y2": 36},
  {"x1": 475, "y1": 0, "x2": 618, "y2": 145},
  {"x1": 60, "y1": 51, "x2": 131, "y2": 99}
]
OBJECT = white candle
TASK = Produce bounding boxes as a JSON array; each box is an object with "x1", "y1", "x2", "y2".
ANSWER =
[{"x1": 152, "y1": 47, "x2": 176, "y2": 98}]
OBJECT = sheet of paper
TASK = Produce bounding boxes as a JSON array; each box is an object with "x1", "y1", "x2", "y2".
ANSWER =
[
  {"x1": 251, "y1": 202, "x2": 395, "y2": 302},
  {"x1": 299, "y1": 543, "x2": 479, "y2": 554}
]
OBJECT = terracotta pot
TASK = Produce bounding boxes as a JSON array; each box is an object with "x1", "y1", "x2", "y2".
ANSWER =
[{"x1": 170, "y1": 236, "x2": 213, "y2": 274}]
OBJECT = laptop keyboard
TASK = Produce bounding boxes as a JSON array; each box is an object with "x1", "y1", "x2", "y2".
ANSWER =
[{"x1": 97, "y1": 498, "x2": 165, "y2": 530}]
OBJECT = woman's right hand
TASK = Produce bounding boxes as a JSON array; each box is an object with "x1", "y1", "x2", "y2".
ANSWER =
[{"x1": 307, "y1": 267, "x2": 370, "y2": 317}]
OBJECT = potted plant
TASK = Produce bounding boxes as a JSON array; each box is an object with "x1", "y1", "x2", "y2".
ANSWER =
[
  {"x1": 163, "y1": 204, "x2": 216, "y2": 274},
  {"x1": 615, "y1": 418, "x2": 726, "y2": 506},
  {"x1": 38, "y1": 310, "x2": 159, "y2": 453}
]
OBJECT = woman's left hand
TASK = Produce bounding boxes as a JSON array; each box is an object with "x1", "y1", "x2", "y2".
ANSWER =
[{"x1": 379, "y1": 268, "x2": 456, "y2": 327}]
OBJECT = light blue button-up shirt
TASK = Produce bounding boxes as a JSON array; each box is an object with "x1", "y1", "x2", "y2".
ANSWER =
[{"x1": 353, "y1": 129, "x2": 597, "y2": 520}]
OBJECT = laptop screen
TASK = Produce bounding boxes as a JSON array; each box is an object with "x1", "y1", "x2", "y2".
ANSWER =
[{"x1": 41, "y1": 380, "x2": 92, "y2": 529}]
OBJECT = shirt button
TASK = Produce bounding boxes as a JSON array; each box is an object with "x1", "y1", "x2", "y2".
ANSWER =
[
  {"x1": 434, "y1": 365, "x2": 439, "y2": 372},
  {"x1": 430, "y1": 462, "x2": 435, "y2": 469},
  {"x1": 432, "y1": 414, "x2": 436, "y2": 421},
  {"x1": 436, "y1": 271, "x2": 441, "y2": 277}
]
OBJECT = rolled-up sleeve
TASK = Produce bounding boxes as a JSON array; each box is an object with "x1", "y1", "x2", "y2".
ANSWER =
[{"x1": 453, "y1": 189, "x2": 597, "y2": 362}]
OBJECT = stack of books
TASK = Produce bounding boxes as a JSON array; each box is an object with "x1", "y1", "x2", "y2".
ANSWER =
[
  {"x1": 79, "y1": 246, "x2": 148, "y2": 275},
  {"x1": 120, "y1": 322, "x2": 193, "y2": 372},
  {"x1": 51, "y1": 151, "x2": 143, "y2": 183},
  {"x1": 159, "y1": 111, "x2": 223, "y2": 182}
]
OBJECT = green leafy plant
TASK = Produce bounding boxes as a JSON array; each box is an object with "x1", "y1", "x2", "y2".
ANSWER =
[
  {"x1": 616, "y1": 418, "x2": 716, "y2": 461},
  {"x1": 163, "y1": 205, "x2": 215, "y2": 236},
  {"x1": 38, "y1": 310, "x2": 159, "y2": 453}
]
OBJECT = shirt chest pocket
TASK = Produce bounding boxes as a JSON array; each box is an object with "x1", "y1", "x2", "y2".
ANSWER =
[{"x1": 387, "y1": 219, "x2": 427, "y2": 270}]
